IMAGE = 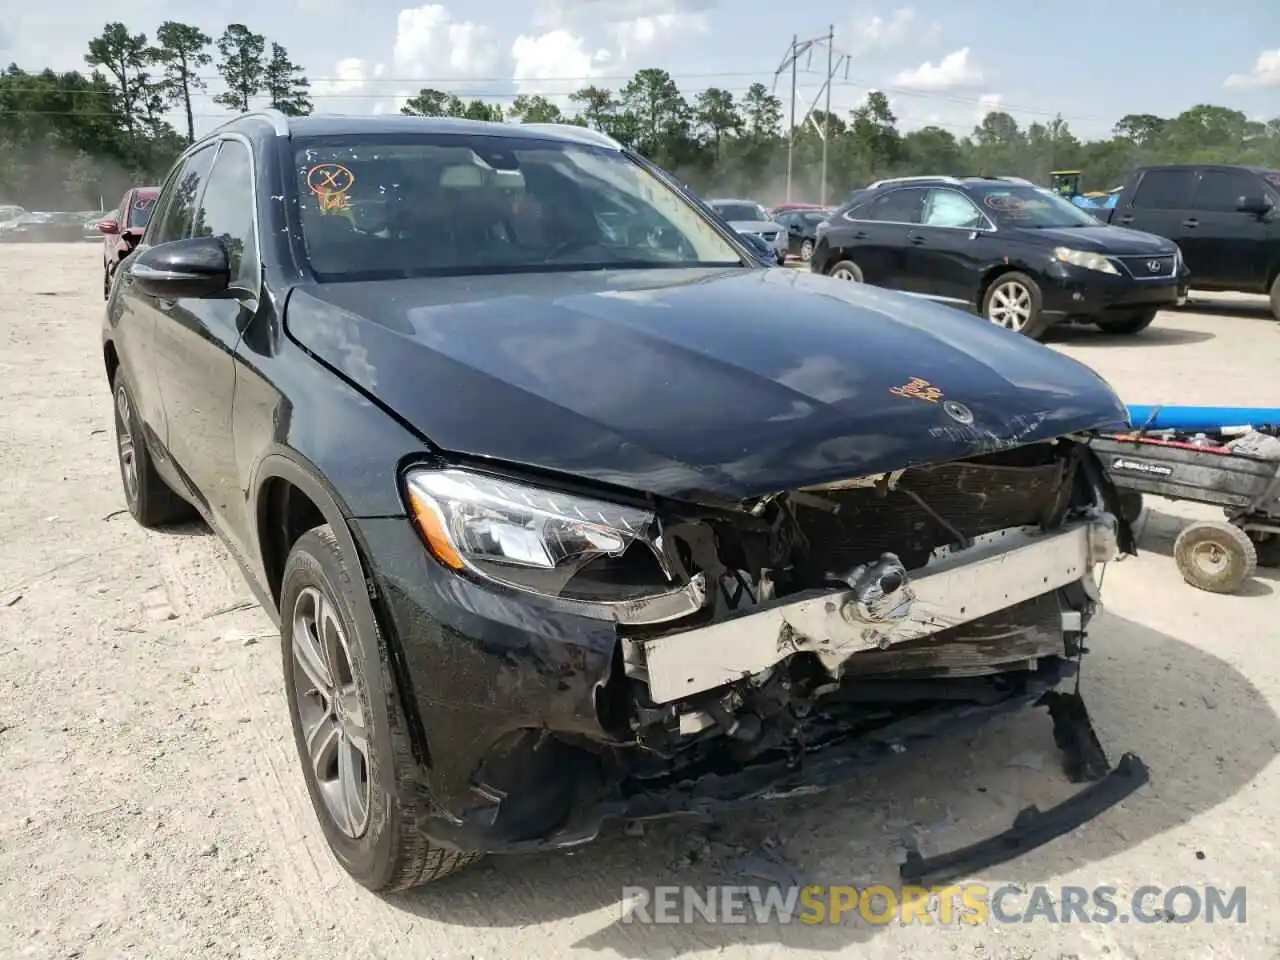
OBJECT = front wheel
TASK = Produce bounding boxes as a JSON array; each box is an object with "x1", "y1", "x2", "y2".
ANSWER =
[
  {"x1": 1269, "y1": 273, "x2": 1280, "y2": 322},
  {"x1": 800, "y1": 239, "x2": 814, "y2": 262},
  {"x1": 1095, "y1": 309, "x2": 1158, "y2": 335},
  {"x1": 982, "y1": 271, "x2": 1051, "y2": 339},
  {"x1": 281, "y1": 525, "x2": 481, "y2": 891},
  {"x1": 828, "y1": 259, "x2": 864, "y2": 282}
]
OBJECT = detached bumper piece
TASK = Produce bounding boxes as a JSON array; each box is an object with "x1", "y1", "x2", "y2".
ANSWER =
[{"x1": 900, "y1": 691, "x2": 1150, "y2": 886}]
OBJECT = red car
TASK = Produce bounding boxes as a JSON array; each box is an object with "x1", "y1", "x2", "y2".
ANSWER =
[{"x1": 98, "y1": 187, "x2": 159, "y2": 298}]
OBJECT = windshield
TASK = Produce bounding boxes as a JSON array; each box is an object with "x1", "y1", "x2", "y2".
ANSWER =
[
  {"x1": 970, "y1": 184, "x2": 1100, "y2": 228},
  {"x1": 711, "y1": 202, "x2": 769, "y2": 223},
  {"x1": 291, "y1": 135, "x2": 744, "y2": 279},
  {"x1": 127, "y1": 195, "x2": 157, "y2": 228}
]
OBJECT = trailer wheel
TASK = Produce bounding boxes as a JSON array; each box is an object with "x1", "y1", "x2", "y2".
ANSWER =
[{"x1": 1173, "y1": 521, "x2": 1257, "y2": 593}]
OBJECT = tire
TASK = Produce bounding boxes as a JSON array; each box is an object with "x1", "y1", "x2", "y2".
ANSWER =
[
  {"x1": 1095, "y1": 309, "x2": 1158, "y2": 336},
  {"x1": 1172, "y1": 520, "x2": 1257, "y2": 594},
  {"x1": 828, "y1": 259, "x2": 864, "y2": 282},
  {"x1": 800, "y1": 239, "x2": 814, "y2": 262},
  {"x1": 103, "y1": 262, "x2": 112, "y2": 300},
  {"x1": 111, "y1": 372, "x2": 194, "y2": 528},
  {"x1": 1270, "y1": 273, "x2": 1280, "y2": 322},
  {"x1": 280, "y1": 525, "x2": 481, "y2": 891},
  {"x1": 982, "y1": 271, "x2": 1051, "y2": 339}
]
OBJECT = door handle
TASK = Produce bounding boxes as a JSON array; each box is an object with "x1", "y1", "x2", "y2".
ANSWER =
[
  {"x1": 853, "y1": 230, "x2": 868, "y2": 239},
  {"x1": 907, "y1": 233, "x2": 926, "y2": 245},
  {"x1": 1182, "y1": 218, "x2": 1199, "y2": 228},
  {"x1": 1116, "y1": 215, "x2": 1133, "y2": 224}
]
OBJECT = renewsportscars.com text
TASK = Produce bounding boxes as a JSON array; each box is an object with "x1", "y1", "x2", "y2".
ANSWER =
[{"x1": 620, "y1": 884, "x2": 1247, "y2": 926}]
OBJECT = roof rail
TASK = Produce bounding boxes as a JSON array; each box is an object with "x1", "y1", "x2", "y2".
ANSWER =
[
  {"x1": 867, "y1": 174, "x2": 962, "y2": 189},
  {"x1": 519, "y1": 123, "x2": 621, "y2": 149},
  {"x1": 208, "y1": 108, "x2": 291, "y2": 137},
  {"x1": 992, "y1": 175, "x2": 1036, "y2": 185}
]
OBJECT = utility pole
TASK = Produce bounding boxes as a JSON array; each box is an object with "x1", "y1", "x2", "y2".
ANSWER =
[
  {"x1": 774, "y1": 29, "x2": 845, "y2": 204},
  {"x1": 821, "y1": 23, "x2": 833, "y2": 206},
  {"x1": 787, "y1": 35, "x2": 797, "y2": 203}
]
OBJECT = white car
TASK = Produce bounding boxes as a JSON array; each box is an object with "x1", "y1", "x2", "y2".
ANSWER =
[{"x1": 706, "y1": 198, "x2": 789, "y2": 264}]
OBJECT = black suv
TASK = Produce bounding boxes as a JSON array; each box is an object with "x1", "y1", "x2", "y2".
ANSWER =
[
  {"x1": 104, "y1": 112, "x2": 1139, "y2": 893},
  {"x1": 812, "y1": 175, "x2": 1191, "y2": 339}
]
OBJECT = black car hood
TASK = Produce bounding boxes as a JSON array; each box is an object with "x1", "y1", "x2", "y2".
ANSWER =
[
  {"x1": 1028, "y1": 224, "x2": 1175, "y2": 255},
  {"x1": 285, "y1": 267, "x2": 1129, "y2": 503}
]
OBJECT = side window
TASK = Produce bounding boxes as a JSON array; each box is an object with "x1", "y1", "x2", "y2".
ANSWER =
[
  {"x1": 866, "y1": 187, "x2": 926, "y2": 224},
  {"x1": 1191, "y1": 170, "x2": 1262, "y2": 213},
  {"x1": 922, "y1": 189, "x2": 987, "y2": 229},
  {"x1": 1130, "y1": 169, "x2": 1195, "y2": 210},
  {"x1": 192, "y1": 140, "x2": 259, "y2": 288},
  {"x1": 148, "y1": 146, "x2": 218, "y2": 245},
  {"x1": 776, "y1": 213, "x2": 794, "y2": 228}
]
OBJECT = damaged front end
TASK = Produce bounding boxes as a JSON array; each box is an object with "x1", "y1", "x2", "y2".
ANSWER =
[{"x1": 400, "y1": 434, "x2": 1145, "y2": 861}]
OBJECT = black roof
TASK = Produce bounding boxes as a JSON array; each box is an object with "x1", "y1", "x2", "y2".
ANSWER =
[{"x1": 211, "y1": 110, "x2": 623, "y2": 150}]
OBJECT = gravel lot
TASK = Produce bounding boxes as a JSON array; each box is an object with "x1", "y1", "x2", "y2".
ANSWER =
[{"x1": 2, "y1": 243, "x2": 1278, "y2": 960}]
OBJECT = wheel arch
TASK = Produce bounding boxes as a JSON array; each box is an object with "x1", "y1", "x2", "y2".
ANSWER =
[
  {"x1": 252, "y1": 451, "x2": 435, "y2": 769},
  {"x1": 977, "y1": 263, "x2": 1032, "y2": 309}
]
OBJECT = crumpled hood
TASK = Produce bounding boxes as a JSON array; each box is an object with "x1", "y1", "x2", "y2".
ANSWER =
[
  {"x1": 1032, "y1": 224, "x2": 1176, "y2": 255},
  {"x1": 285, "y1": 267, "x2": 1129, "y2": 503}
]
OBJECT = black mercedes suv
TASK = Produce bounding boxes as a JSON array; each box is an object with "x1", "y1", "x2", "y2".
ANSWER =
[
  {"x1": 104, "y1": 112, "x2": 1142, "y2": 893},
  {"x1": 811, "y1": 175, "x2": 1191, "y2": 339}
]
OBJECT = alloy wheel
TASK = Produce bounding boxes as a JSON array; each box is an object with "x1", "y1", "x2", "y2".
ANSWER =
[
  {"x1": 114, "y1": 384, "x2": 139, "y2": 507},
  {"x1": 290, "y1": 585, "x2": 372, "y2": 838},
  {"x1": 800, "y1": 240, "x2": 814, "y2": 262},
  {"x1": 831, "y1": 265, "x2": 861, "y2": 282},
  {"x1": 987, "y1": 280, "x2": 1033, "y2": 331}
]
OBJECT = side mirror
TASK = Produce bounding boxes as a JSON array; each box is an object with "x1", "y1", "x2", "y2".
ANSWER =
[
  {"x1": 131, "y1": 237, "x2": 230, "y2": 299},
  {"x1": 97, "y1": 219, "x2": 120, "y2": 235},
  {"x1": 1237, "y1": 194, "x2": 1273, "y2": 216}
]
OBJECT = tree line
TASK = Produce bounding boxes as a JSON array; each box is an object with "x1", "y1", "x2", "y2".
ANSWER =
[
  {"x1": 0, "y1": 20, "x2": 310, "y2": 208},
  {"x1": 2, "y1": 22, "x2": 1278, "y2": 211}
]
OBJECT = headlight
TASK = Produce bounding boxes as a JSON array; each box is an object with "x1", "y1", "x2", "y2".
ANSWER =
[
  {"x1": 1172, "y1": 245, "x2": 1183, "y2": 269},
  {"x1": 404, "y1": 467, "x2": 705, "y2": 624},
  {"x1": 815, "y1": 221, "x2": 828, "y2": 239},
  {"x1": 1053, "y1": 247, "x2": 1119, "y2": 275}
]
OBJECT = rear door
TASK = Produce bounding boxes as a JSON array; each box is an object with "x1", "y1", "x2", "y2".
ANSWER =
[
  {"x1": 1185, "y1": 167, "x2": 1272, "y2": 291},
  {"x1": 1112, "y1": 167, "x2": 1197, "y2": 263},
  {"x1": 845, "y1": 186, "x2": 927, "y2": 288},
  {"x1": 906, "y1": 188, "x2": 993, "y2": 303}
]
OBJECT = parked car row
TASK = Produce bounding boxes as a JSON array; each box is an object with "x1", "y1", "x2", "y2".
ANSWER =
[{"x1": 807, "y1": 163, "x2": 1279, "y2": 337}]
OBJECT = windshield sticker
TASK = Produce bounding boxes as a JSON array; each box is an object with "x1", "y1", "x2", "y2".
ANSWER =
[
  {"x1": 889, "y1": 376, "x2": 944, "y2": 403},
  {"x1": 132, "y1": 195, "x2": 155, "y2": 212},
  {"x1": 982, "y1": 193, "x2": 1027, "y2": 211},
  {"x1": 1265, "y1": 173, "x2": 1280, "y2": 188},
  {"x1": 306, "y1": 163, "x2": 355, "y2": 214}
]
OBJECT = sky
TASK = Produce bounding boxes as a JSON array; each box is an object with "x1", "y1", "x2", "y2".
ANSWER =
[{"x1": 4, "y1": 0, "x2": 1279, "y2": 141}]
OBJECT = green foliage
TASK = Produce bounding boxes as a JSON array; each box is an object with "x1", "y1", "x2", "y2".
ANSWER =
[
  {"x1": 3, "y1": 27, "x2": 1278, "y2": 216},
  {"x1": 264, "y1": 42, "x2": 312, "y2": 117},
  {"x1": 213, "y1": 24, "x2": 266, "y2": 114}
]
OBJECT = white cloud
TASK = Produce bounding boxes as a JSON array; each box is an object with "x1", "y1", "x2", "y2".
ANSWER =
[
  {"x1": 392, "y1": 3, "x2": 499, "y2": 78},
  {"x1": 613, "y1": 10, "x2": 709, "y2": 60},
  {"x1": 845, "y1": 7, "x2": 939, "y2": 55},
  {"x1": 891, "y1": 47, "x2": 983, "y2": 91},
  {"x1": 1224, "y1": 48, "x2": 1280, "y2": 89},
  {"x1": 974, "y1": 92, "x2": 1003, "y2": 122},
  {"x1": 510, "y1": 29, "x2": 611, "y2": 104},
  {"x1": 312, "y1": 57, "x2": 375, "y2": 96}
]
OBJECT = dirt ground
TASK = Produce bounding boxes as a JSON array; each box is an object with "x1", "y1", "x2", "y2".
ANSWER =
[{"x1": 2, "y1": 243, "x2": 1279, "y2": 960}]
